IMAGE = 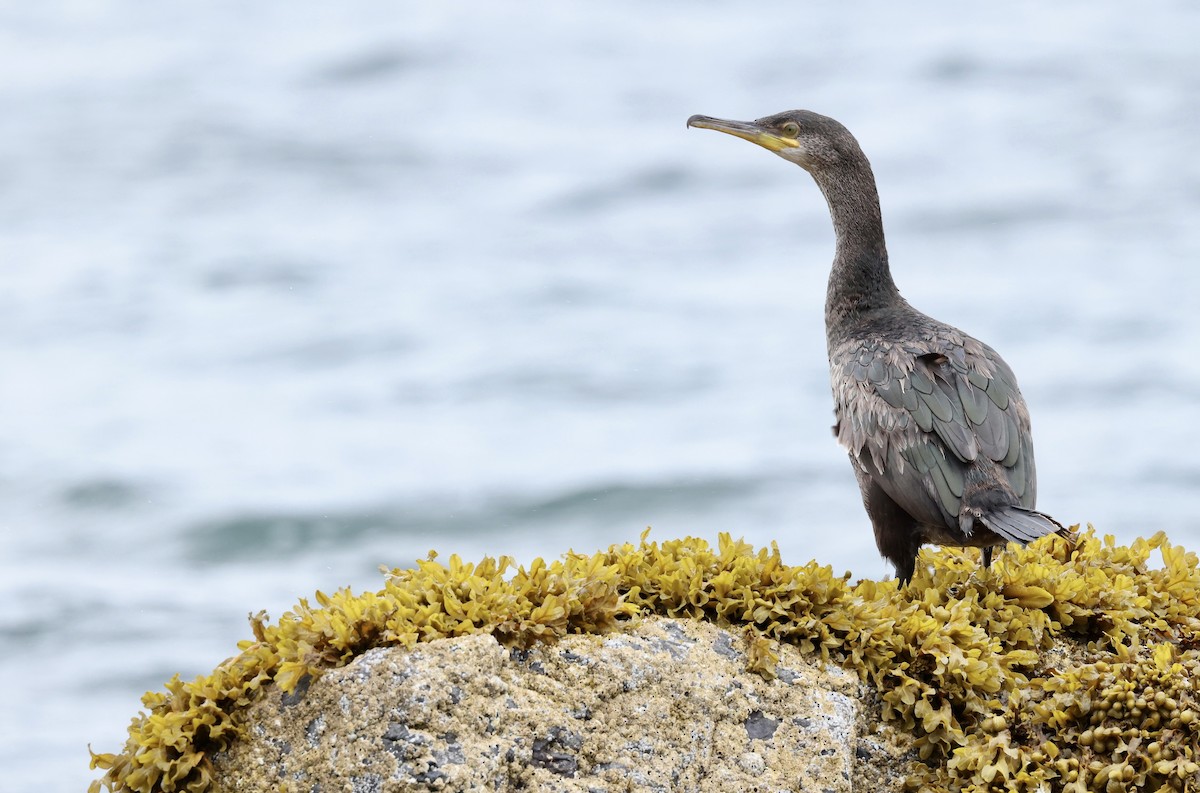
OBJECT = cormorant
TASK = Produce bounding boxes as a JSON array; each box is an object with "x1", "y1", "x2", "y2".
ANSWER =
[{"x1": 687, "y1": 109, "x2": 1069, "y2": 584}]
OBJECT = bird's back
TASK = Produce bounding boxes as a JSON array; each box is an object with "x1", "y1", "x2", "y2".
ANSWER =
[{"x1": 829, "y1": 306, "x2": 1036, "y2": 530}]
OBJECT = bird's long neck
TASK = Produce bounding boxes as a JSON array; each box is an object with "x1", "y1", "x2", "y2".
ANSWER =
[{"x1": 809, "y1": 159, "x2": 902, "y2": 335}]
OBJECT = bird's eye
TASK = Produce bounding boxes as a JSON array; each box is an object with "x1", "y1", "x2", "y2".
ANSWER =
[{"x1": 781, "y1": 122, "x2": 800, "y2": 138}]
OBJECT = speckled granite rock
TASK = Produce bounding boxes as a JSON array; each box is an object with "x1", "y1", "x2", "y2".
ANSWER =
[{"x1": 210, "y1": 617, "x2": 913, "y2": 792}]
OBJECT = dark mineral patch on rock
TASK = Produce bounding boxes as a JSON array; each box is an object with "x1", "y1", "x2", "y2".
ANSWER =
[
  {"x1": 711, "y1": 632, "x2": 739, "y2": 659},
  {"x1": 412, "y1": 763, "x2": 448, "y2": 785},
  {"x1": 280, "y1": 673, "x2": 312, "y2": 707},
  {"x1": 745, "y1": 710, "x2": 780, "y2": 740},
  {"x1": 439, "y1": 733, "x2": 466, "y2": 765},
  {"x1": 532, "y1": 726, "x2": 582, "y2": 777},
  {"x1": 381, "y1": 723, "x2": 430, "y2": 763},
  {"x1": 560, "y1": 649, "x2": 587, "y2": 664},
  {"x1": 304, "y1": 715, "x2": 324, "y2": 747}
]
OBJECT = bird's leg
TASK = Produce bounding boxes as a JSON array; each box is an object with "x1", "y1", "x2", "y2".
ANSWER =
[{"x1": 981, "y1": 546, "x2": 993, "y2": 569}]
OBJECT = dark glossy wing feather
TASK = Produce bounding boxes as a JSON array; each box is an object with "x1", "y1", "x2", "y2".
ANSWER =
[{"x1": 831, "y1": 330, "x2": 1037, "y2": 529}]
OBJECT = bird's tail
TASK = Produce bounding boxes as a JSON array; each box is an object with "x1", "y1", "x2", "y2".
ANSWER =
[{"x1": 979, "y1": 506, "x2": 1071, "y2": 546}]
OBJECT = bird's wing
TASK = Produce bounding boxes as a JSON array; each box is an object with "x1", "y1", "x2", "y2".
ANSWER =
[{"x1": 832, "y1": 334, "x2": 1036, "y2": 526}]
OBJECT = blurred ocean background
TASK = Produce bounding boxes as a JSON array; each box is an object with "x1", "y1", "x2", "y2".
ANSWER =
[{"x1": 2, "y1": 2, "x2": 1198, "y2": 790}]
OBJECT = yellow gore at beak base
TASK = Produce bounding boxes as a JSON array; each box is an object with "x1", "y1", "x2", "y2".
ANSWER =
[{"x1": 686, "y1": 114, "x2": 798, "y2": 153}]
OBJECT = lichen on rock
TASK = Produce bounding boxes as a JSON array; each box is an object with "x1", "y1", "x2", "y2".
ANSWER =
[
  {"x1": 207, "y1": 617, "x2": 879, "y2": 792},
  {"x1": 90, "y1": 528, "x2": 1200, "y2": 792}
]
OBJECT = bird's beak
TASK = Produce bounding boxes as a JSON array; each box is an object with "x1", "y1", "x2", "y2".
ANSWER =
[{"x1": 686, "y1": 114, "x2": 798, "y2": 153}]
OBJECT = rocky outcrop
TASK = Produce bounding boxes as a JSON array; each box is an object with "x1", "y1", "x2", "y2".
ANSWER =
[
  {"x1": 211, "y1": 617, "x2": 912, "y2": 792},
  {"x1": 92, "y1": 531, "x2": 1200, "y2": 793}
]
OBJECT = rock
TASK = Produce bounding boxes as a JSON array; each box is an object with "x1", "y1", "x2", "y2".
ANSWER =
[
  {"x1": 210, "y1": 617, "x2": 913, "y2": 792},
  {"x1": 92, "y1": 531, "x2": 1200, "y2": 793}
]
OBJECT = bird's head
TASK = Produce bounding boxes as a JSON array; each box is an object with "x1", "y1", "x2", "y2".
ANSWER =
[{"x1": 687, "y1": 109, "x2": 860, "y2": 174}]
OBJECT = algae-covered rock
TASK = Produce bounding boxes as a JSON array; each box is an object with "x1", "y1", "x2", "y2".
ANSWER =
[
  {"x1": 208, "y1": 617, "x2": 909, "y2": 792},
  {"x1": 91, "y1": 529, "x2": 1200, "y2": 793}
]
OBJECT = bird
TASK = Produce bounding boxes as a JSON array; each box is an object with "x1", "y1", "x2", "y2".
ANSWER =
[{"x1": 687, "y1": 109, "x2": 1069, "y2": 584}]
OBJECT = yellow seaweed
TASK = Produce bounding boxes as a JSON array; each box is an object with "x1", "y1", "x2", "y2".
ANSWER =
[{"x1": 91, "y1": 527, "x2": 1200, "y2": 793}]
